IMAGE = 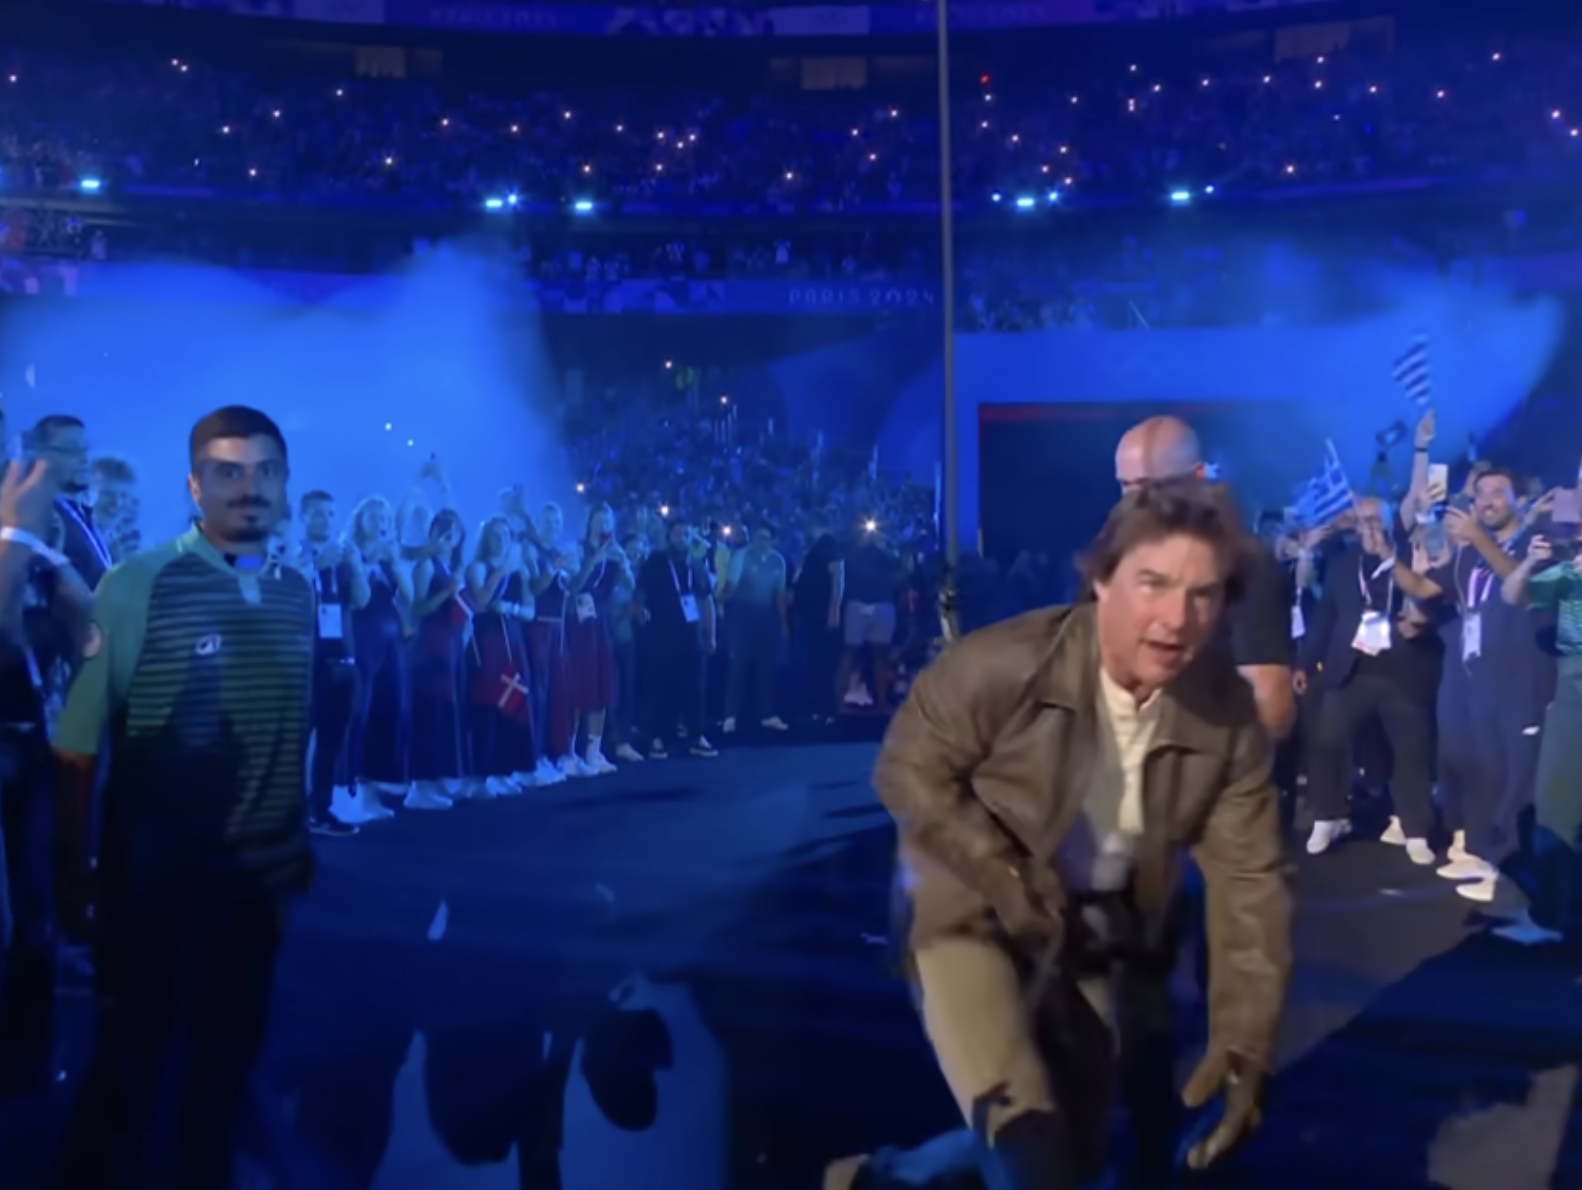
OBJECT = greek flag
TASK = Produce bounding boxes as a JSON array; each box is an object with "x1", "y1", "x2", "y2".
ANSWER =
[
  {"x1": 1296, "y1": 441, "x2": 1354, "y2": 527},
  {"x1": 1393, "y1": 334, "x2": 1432, "y2": 407}
]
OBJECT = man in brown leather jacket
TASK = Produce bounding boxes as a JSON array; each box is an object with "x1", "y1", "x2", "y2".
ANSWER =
[{"x1": 862, "y1": 481, "x2": 1291, "y2": 1190}]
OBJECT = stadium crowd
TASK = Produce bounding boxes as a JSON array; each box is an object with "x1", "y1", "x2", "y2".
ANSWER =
[{"x1": 4, "y1": 34, "x2": 1582, "y2": 211}]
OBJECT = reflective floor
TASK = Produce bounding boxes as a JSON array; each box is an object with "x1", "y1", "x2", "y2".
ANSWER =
[{"x1": 11, "y1": 742, "x2": 1582, "y2": 1189}]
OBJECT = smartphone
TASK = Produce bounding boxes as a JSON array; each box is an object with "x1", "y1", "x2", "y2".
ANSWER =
[
  {"x1": 1550, "y1": 490, "x2": 1581, "y2": 559},
  {"x1": 1553, "y1": 489, "x2": 1581, "y2": 527},
  {"x1": 1426, "y1": 463, "x2": 1449, "y2": 506}
]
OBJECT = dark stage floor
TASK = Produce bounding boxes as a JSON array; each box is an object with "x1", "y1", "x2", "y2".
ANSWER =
[{"x1": 13, "y1": 742, "x2": 1582, "y2": 1189}]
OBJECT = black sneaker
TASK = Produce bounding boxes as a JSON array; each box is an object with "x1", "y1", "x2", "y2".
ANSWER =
[
  {"x1": 648, "y1": 738, "x2": 670, "y2": 760},
  {"x1": 310, "y1": 815, "x2": 359, "y2": 838}
]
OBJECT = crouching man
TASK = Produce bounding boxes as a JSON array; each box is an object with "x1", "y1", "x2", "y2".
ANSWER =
[{"x1": 840, "y1": 481, "x2": 1292, "y2": 1190}]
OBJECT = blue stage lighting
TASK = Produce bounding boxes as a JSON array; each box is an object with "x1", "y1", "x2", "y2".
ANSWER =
[
  {"x1": 1014, "y1": 196, "x2": 1036, "y2": 210},
  {"x1": 1169, "y1": 189, "x2": 1192, "y2": 205},
  {"x1": 79, "y1": 177, "x2": 103, "y2": 194},
  {"x1": 572, "y1": 199, "x2": 594, "y2": 214},
  {"x1": 483, "y1": 197, "x2": 505, "y2": 211}
]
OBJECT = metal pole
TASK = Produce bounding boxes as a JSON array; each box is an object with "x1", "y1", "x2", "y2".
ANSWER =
[{"x1": 934, "y1": 0, "x2": 961, "y2": 642}]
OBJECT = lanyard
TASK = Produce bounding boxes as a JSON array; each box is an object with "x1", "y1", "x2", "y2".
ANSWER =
[
  {"x1": 1357, "y1": 555, "x2": 1394, "y2": 610},
  {"x1": 57, "y1": 498, "x2": 110, "y2": 572},
  {"x1": 668, "y1": 558, "x2": 693, "y2": 596},
  {"x1": 1466, "y1": 565, "x2": 1495, "y2": 611},
  {"x1": 312, "y1": 551, "x2": 339, "y2": 598}
]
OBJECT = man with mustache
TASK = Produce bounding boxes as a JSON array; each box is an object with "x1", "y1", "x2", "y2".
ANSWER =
[
  {"x1": 49, "y1": 404, "x2": 317, "y2": 1189},
  {"x1": 843, "y1": 481, "x2": 1290, "y2": 1190}
]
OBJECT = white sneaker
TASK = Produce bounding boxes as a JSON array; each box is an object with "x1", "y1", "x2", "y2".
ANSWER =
[
  {"x1": 1437, "y1": 855, "x2": 1494, "y2": 882},
  {"x1": 1306, "y1": 819, "x2": 1351, "y2": 855},
  {"x1": 614, "y1": 743, "x2": 644, "y2": 763},
  {"x1": 558, "y1": 755, "x2": 592, "y2": 779},
  {"x1": 1404, "y1": 838, "x2": 1435, "y2": 866},
  {"x1": 484, "y1": 776, "x2": 516, "y2": 796},
  {"x1": 535, "y1": 758, "x2": 565, "y2": 785},
  {"x1": 454, "y1": 781, "x2": 494, "y2": 800},
  {"x1": 404, "y1": 783, "x2": 454, "y2": 811},
  {"x1": 583, "y1": 749, "x2": 617, "y2": 775},
  {"x1": 721, "y1": 717, "x2": 738, "y2": 735},
  {"x1": 510, "y1": 770, "x2": 541, "y2": 789},
  {"x1": 1380, "y1": 816, "x2": 1407, "y2": 846},
  {"x1": 1494, "y1": 911, "x2": 1564, "y2": 947},
  {"x1": 1445, "y1": 830, "x2": 1470, "y2": 864},
  {"x1": 1456, "y1": 874, "x2": 1500, "y2": 904},
  {"x1": 373, "y1": 781, "x2": 408, "y2": 797},
  {"x1": 330, "y1": 785, "x2": 365, "y2": 822},
  {"x1": 761, "y1": 716, "x2": 790, "y2": 731},
  {"x1": 353, "y1": 784, "x2": 395, "y2": 821}
]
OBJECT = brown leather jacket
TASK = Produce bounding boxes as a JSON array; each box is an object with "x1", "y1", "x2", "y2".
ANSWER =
[{"x1": 875, "y1": 603, "x2": 1291, "y2": 1073}]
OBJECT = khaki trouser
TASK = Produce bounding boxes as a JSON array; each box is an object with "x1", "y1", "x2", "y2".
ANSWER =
[{"x1": 913, "y1": 935, "x2": 1179, "y2": 1190}]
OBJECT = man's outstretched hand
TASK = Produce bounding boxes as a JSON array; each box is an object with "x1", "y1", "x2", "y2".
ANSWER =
[{"x1": 1180, "y1": 1050, "x2": 1264, "y2": 1170}]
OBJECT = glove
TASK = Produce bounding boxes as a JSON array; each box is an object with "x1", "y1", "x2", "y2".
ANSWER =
[{"x1": 1180, "y1": 1050, "x2": 1264, "y2": 1170}]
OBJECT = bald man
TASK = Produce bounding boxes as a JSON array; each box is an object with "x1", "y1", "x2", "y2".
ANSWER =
[{"x1": 1115, "y1": 417, "x2": 1297, "y2": 742}]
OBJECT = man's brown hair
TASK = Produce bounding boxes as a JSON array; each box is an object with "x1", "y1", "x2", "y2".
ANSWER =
[{"x1": 1080, "y1": 478, "x2": 1250, "y2": 604}]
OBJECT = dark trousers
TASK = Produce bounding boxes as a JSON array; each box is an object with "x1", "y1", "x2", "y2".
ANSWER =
[
  {"x1": 797, "y1": 619, "x2": 841, "y2": 718},
  {"x1": 410, "y1": 644, "x2": 466, "y2": 783},
  {"x1": 1439, "y1": 660, "x2": 1540, "y2": 864},
  {"x1": 1530, "y1": 655, "x2": 1582, "y2": 932},
  {"x1": 308, "y1": 658, "x2": 357, "y2": 820},
  {"x1": 467, "y1": 703, "x2": 534, "y2": 779},
  {"x1": 0, "y1": 727, "x2": 56, "y2": 1097},
  {"x1": 643, "y1": 627, "x2": 703, "y2": 745},
  {"x1": 346, "y1": 615, "x2": 409, "y2": 785},
  {"x1": 726, "y1": 607, "x2": 780, "y2": 723},
  {"x1": 1310, "y1": 668, "x2": 1434, "y2": 838},
  {"x1": 51, "y1": 876, "x2": 286, "y2": 1190}
]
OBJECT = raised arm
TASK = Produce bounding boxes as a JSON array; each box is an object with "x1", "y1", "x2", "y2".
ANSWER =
[
  {"x1": 1398, "y1": 411, "x2": 1435, "y2": 529},
  {"x1": 1503, "y1": 534, "x2": 1555, "y2": 605}
]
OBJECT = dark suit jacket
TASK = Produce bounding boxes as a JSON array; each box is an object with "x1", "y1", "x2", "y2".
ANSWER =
[
  {"x1": 1305, "y1": 541, "x2": 1441, "y2": 698},
  {"x1": 874, "y1": 603, "x2": 1291, "y2": 1072},
  {"x1": 55, "y1": 498, "x2": 110, "y2": 591}
]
